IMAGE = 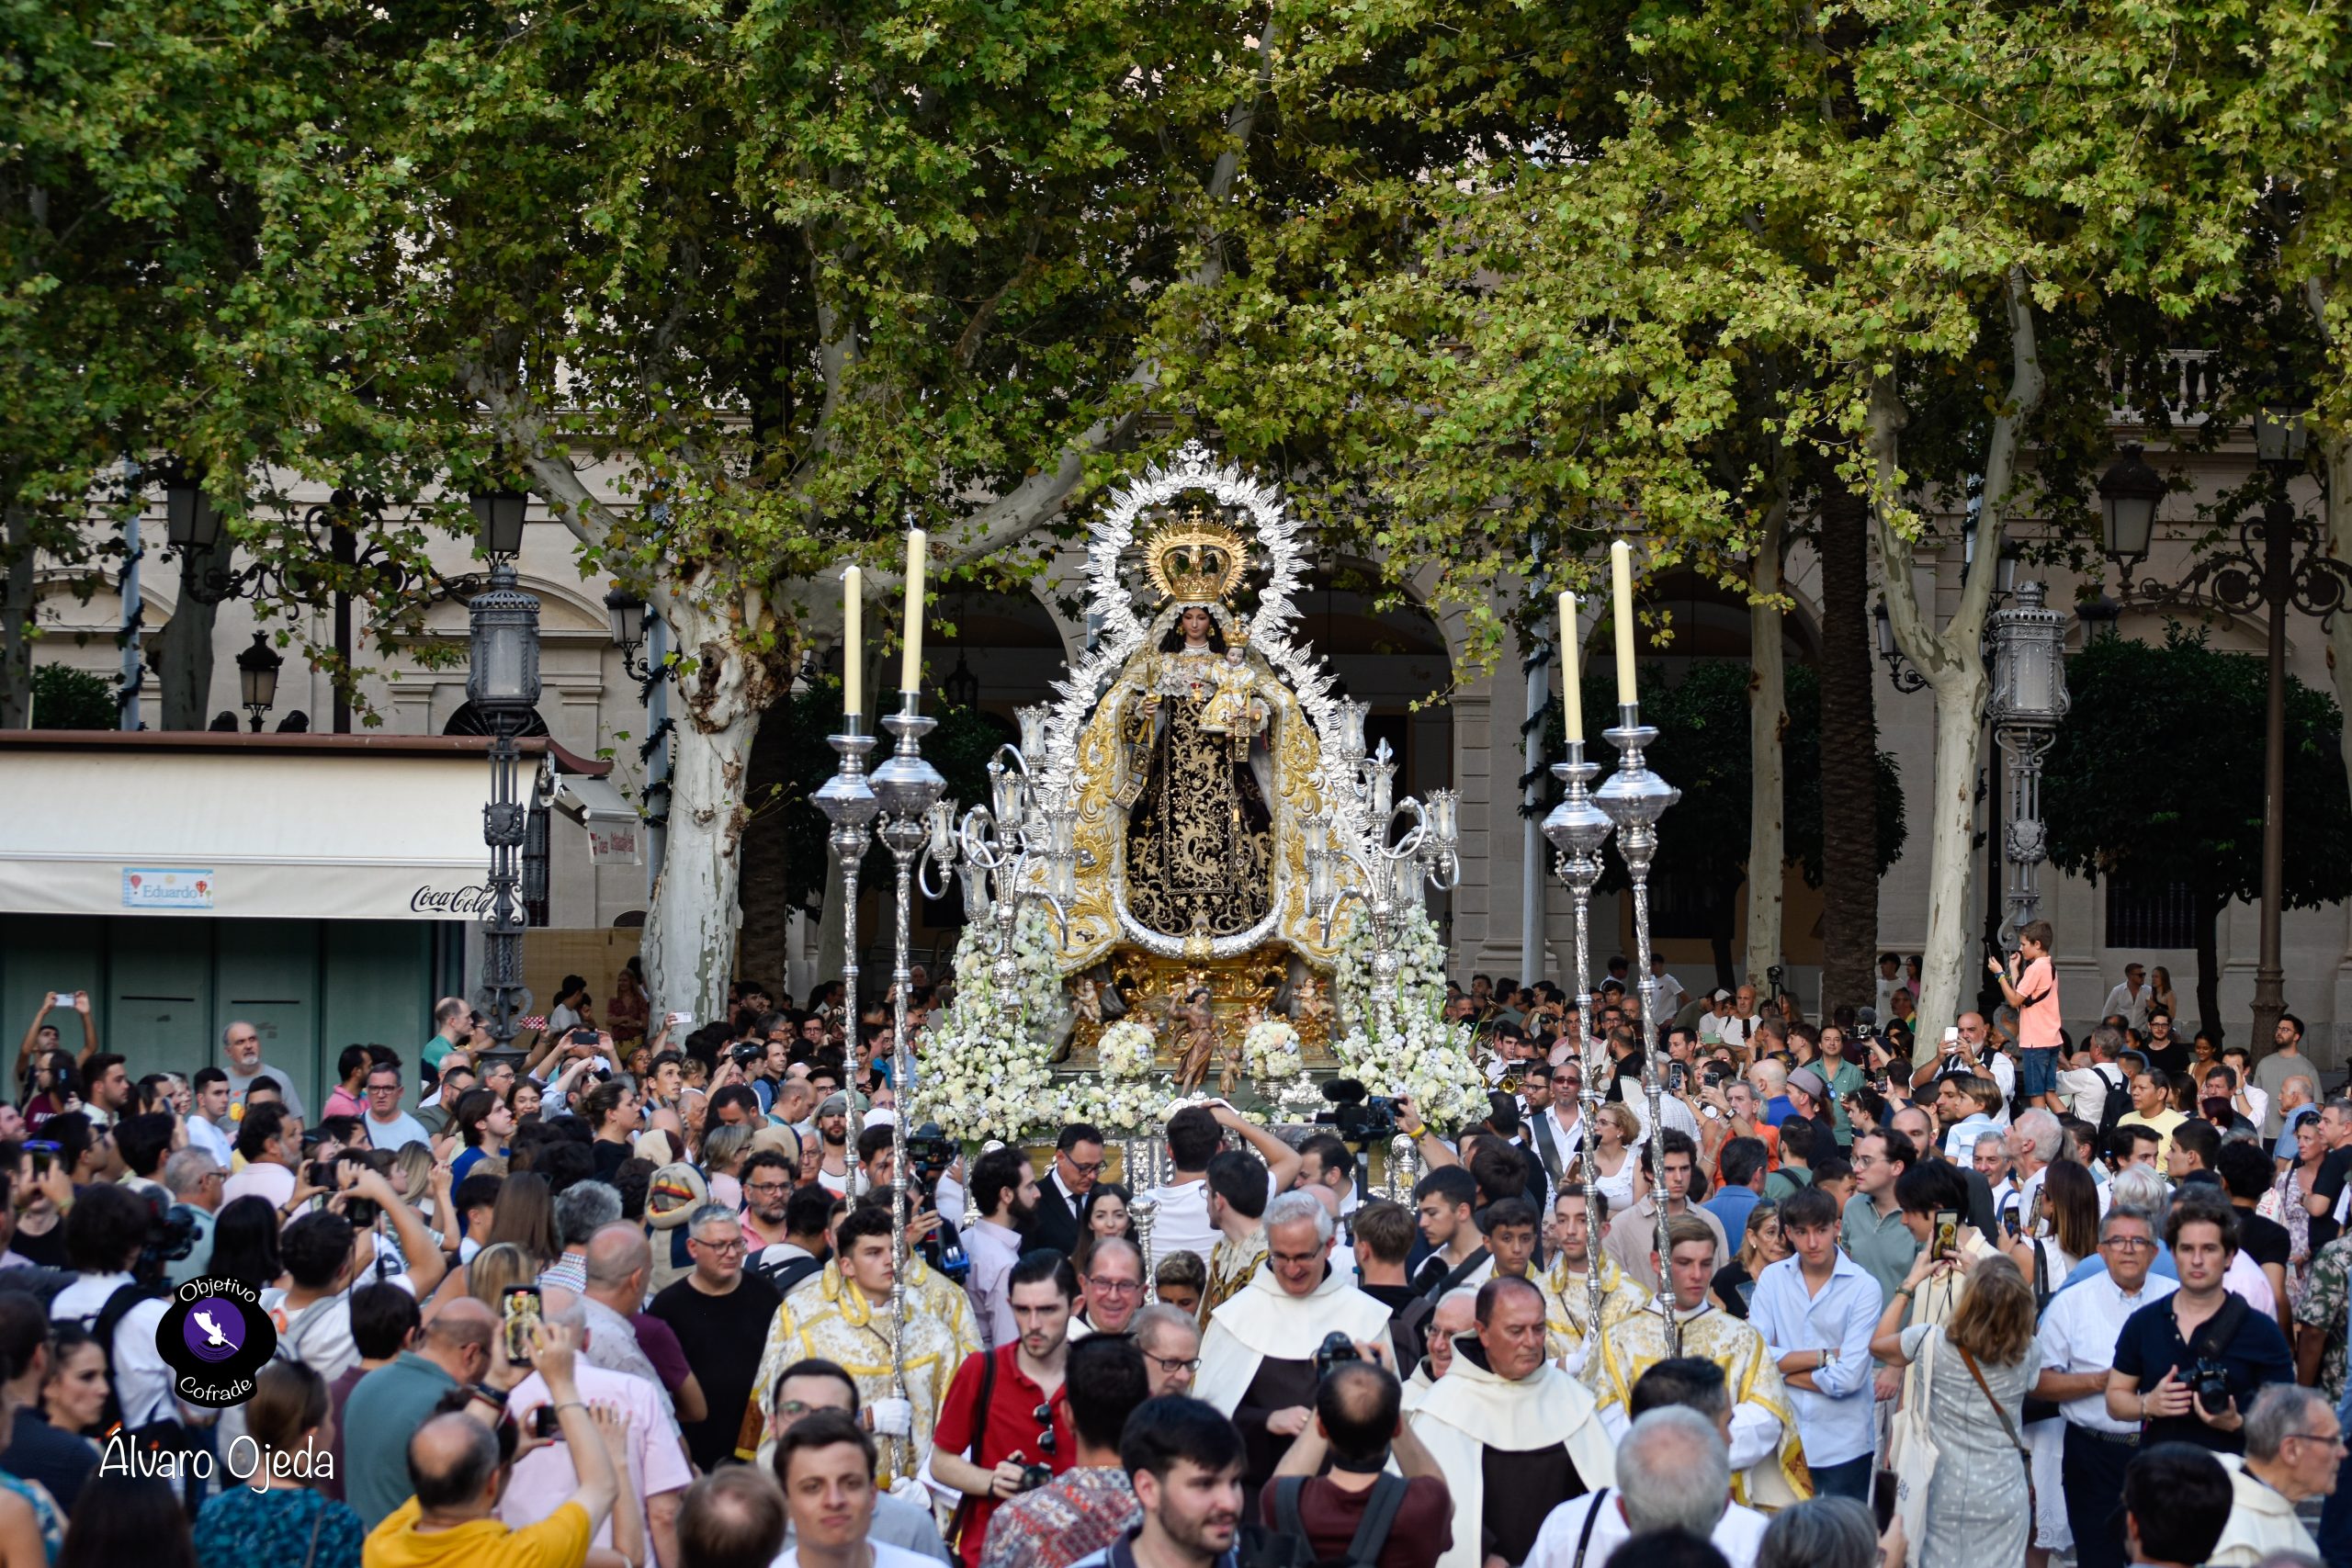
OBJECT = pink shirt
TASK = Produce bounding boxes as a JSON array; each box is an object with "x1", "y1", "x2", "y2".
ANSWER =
[
  {"x1": 501, "y1": 1362, "x2": 691, "y2": 1550},
  {"x1": 2018, "y1": 955, "x2": 2062, "y2": 1049}
]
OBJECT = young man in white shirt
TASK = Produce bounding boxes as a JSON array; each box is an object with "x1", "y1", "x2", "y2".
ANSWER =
[
  {"x1": 772, "y1": 1410, "x2": 938, "y2": 1568},
  {"x1": 2100, "y1": 964, "x2": 2153, "y2": 1032}
]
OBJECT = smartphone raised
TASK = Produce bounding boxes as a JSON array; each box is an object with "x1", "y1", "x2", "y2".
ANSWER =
[
  {"x1": 531, "y1": 1404, "x2": 563, "y2": 1439},
  {"x1": 24, "y1": 1141, "x2": 59, "y2": 1178},
  {"x1": 48, "y1": 993, "x2": 74, "y2": 1009},
  {"x1": 501, "y1": 1285, "x2": 543, "y2": 1364},
  {"x1": 1932, "y1": 1210, "x2": 1961, "y2": 1261}
]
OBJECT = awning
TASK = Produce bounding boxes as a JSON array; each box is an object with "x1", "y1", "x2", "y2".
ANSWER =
[
  {"x1": 0, "y1": 732, "x2": 605, "y2": 921},
  {"x1": 552, "y1": 773, "x2": 644, "y2": 866}
]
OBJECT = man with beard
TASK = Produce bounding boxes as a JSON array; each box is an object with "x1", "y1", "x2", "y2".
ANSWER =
[
  {"x1": 741, "y1": 1149, "x2": 799, "y2": 1254},
  {"x1": 812, "y1": 1092, "x2": 857, "y2": 1196},
  {"x1": 1542, "y1": 1185, "x2": 1647, "y2": 1371},
  {"x1": 1408, "y1": 1273, "x2": 1618, "y2": 1568},
  {"x1": 933, "y1": 1252, "x2": 1080, "y2": 1566},
  {"x1": 963, "y1": 1145, "x2": 1037, "y2": 1348},
  {"x1": 1064, "y1": 1397, "x2": 1248, "y2": 1568},
  {"x1": 1196, "y1": 1190, "x2": 1393, "y2": 1512}
]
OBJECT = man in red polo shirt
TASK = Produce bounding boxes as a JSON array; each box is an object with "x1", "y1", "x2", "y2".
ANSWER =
[{"x1": 933, "y1": 1250, "x2": 1079, "y2": 1565}]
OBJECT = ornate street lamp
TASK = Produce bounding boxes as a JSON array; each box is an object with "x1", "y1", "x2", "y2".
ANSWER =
[
  {"x1": 2098, "y1": 405, "x2": 2350, "y2": 1043},
  {"x1": 468, "y1": 491, "x2": 542, "y2": 1069},
  {"x1": 164, "y1": 468, "x2": 225, "y2": 553},
  {"x1": 235, "y1": 632, "x2": 282, "y2": 732},
  {"x1": 1873, "y1": 598, "x2": 1928, "y2": 694},
  {"x1": 1986, "y1": 581, "x2": 2070, "y2": 942},
  {"x1": 2097, "y1": 443, "x2": 2165, "y2": 576}
]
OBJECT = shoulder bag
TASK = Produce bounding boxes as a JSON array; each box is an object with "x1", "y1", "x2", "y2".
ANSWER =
[{"x1": 1957, "y1": 1344, "x2": 2035, "y2": 1519}]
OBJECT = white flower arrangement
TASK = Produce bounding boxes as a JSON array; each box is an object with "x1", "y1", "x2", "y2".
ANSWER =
[
  {"x1": 1327, "y1": 903, "x2": 1483, "y2": 1124},
  {"x1": 909, "y1": 906, "x2": 1069, "y2": 1144},
  {"x1": 1244, "y1": 1019, "x2": 1303, "y2": 1079},
  {"x1": 1097, "y1": 1021, "x2": 1159, "y2": 1080}
]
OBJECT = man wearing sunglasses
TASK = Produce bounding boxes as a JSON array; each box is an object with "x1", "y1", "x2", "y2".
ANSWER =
[
  {"x1": 1022, "y1": 1122, "x2": 1107, "y2": 1258},
  {"x1": 933, "y1": 1251, "x2": 1080, "y2": 1566}
]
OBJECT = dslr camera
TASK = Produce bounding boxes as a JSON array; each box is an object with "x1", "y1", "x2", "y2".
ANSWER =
[
  {"x1": 729, "y1": 1042, "x2": 765, "y2": 1067},
  {"x1": 2188, "y1": 1359, "x2": 2234, "y2": 1412},
  {"x1": 1313, "y1": 1331, "x2": 1362, "y2": 1380}
]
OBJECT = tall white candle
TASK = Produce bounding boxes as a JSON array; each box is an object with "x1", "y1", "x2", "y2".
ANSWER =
[
  {"x1": 1558, "y1": 590, "x2": 1583, "y2": 742},
  {"x1": 1611, "y1": 539, "x2": 1638, "y2": 705},
  {"x1": 842, "y1": 565, "x2": 863, "y2": 716},
  {"x1": 899, "y1": 527, "x2": 927, "y2": 694}
]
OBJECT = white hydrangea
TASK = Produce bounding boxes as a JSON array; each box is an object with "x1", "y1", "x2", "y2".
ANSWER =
[
  {"x1": 1097, "y1": 1021, "x2": 1159, "y2": 1080},
  {"x1": 1244, "y1": 1019, "x2": 1303, "y2": 1079},
  {"x1": 1328, "y1": 904, "x2": 1482, "y2": 1123}
]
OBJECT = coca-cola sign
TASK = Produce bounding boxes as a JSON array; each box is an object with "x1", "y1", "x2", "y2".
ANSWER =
[{"x1": 410, "y1": 883, "x2": 498, "y2": 917}]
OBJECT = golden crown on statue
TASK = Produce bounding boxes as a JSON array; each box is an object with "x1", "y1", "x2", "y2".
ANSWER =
[{"x1": 1144, "y1": 507, "x2": 1250, "y2": 604}]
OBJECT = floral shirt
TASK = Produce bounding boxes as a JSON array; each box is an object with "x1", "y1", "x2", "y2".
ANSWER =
[
  {"x1": 2295, "y1": 1235, "x2": 2352, "y2": 1401},
  {"x1": 977, "y1": 1466, "x2": 1139, "y2": 1568}
]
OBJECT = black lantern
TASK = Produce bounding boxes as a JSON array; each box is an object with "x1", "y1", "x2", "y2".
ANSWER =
[
  {"x1": 469, "y1": 490, "x2": 530, "y2": 560},
  {"x1": 941, "y1": 651, "x2": 980, "y2": 709},
  {"x1": 2097, "y1": 443, "x2": 2165, "y2": 571},
  {"x1": 235, "y1": 631, "x2": 283, "y2": 732},
  {"x1": 467, "y1": 565, "x2": 543, "y2": 725},
  {"x1": 164, "y1": 467, "x2": 225, "y2": 552},
  {"x1": 605, "y1": 585, "x2": 646, "y2": 653},
  {"x1": 2254, "y1": 405, "x2": 2309, "y2": 468}
]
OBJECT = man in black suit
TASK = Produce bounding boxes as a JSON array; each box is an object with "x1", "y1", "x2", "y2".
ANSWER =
[{"x1": 1022, "y1": 1120, "x2": 1106, "y2": 1257}]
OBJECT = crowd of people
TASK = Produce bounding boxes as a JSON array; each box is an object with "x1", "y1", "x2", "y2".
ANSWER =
[{"x1": 0, "y1": 922, "x2": 2343, "y2": 1568}]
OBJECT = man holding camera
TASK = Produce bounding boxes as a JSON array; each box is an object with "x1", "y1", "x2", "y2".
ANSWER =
[
  {"x1": 1196, "y1": 1191, "x2": 1392, "y2": 1510},
  {"x1": 2107, "y1": 1193, "x2": 2294, "y2": 1456},
  {"x1": 933, "y1": 1253, "x2": 1080, "y2": 1566},
  {"x1": 1265, "y1": 1357, "x2": 1452, "y2": 1568}
]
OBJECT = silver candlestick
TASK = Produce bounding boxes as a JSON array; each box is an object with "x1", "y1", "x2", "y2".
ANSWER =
[
  {"x1": 1542, "y1": 738, "x2": 1615, "y2": 1339},
  {"x1": 813, "y1": 716, "x2": 881, "y2": 1197},
  {"x1": 1593, "y1": 704, "x2": 1681, "y2": 1350},
  {"x1": 868, "y1": 687, "x2": 947, "y2": 1482}
]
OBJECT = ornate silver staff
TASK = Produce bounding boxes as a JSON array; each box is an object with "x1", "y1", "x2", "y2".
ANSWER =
[
  {"x1": 867, "y1": 686, "x2": 947, "y2": 1481},
  {"x1": 1594, "y1": 702, "x2": 1681, "y2": 1349},
  {"x1": 1542, "y1": 734, "x2": 1614, "y2": 1341},
  {"x1": 813, "y1": 710, "x2": 879, "y2": 1198}
]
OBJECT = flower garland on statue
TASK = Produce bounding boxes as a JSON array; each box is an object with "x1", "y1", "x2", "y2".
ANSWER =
[
  {"x1": 1329, "y1": 903, "x2": 1484, "y2": 1125},
  {"x1": 1054, "y1": 1020, "x2": 1167, "y2": 1136},
  {"x1": 907, "y1": 906, "x2": 1067, "y2": 1144},
  {"x1": 1244, "y1": 1019, "x2": 1303, "y2": 1079}
]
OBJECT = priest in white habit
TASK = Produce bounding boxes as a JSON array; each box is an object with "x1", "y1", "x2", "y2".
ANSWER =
[
  {"x1": 1409, "y1": 1272, "x2": 1618, "y2": 1568},
  {"x1": 1400, "y1": 1286, "x2": 1478, "y2": 1413},
  {"x1": 1196, "y1": 1189, "x2": 1393, "y2": 1511}
]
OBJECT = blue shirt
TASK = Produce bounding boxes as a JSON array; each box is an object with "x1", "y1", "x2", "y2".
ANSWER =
[
  {"x1": 1763, "y1": 1096, "x2": 1795, "y2": 1127},
  {"x1": 2109, "y1": 1292, "x2": 2294, "y2": 1453},
  {"x1": 2278, "y1": 1104, "x2": 2319, "y2": 1162},
  {"x1": 1747, "y1": 1249, "x2": 1883, "y2": 1468},
  {"x1": 1706, "y1": 1185, "x2": 1762, "y2": 1246}
]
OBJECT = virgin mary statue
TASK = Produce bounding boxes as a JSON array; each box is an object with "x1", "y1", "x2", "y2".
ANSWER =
[{"x1": 1122, "y1": 604, "x2": 1275, "y2": 938}]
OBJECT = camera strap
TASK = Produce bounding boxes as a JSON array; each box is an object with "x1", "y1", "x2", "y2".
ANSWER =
[
  {"x1": 949, "y1": 1347, "x2": 1002, "y2": 1550},
  {"x1": 2182, "y1": 1292, "x2": 2252, "y2": 1374}
]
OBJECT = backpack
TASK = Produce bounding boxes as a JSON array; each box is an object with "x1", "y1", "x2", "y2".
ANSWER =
[
  {"x1": 1262, "y1": 1473, "x2": 1411, "y2": 1568},
  {"x1": 2092, "y1": 1065, "x2": 2129, "y2": 1138},
  {"x1": 83, "y1": 1277, "x2": 172, "y2": 1432}
]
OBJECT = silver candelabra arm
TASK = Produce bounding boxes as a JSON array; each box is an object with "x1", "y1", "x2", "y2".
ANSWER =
[
  {"x1": 814, "y1": 716, "x2": 882, "y2": 1197},
  {"x1": 1594, "y1": 705, "x2": 1682, "y2": 1351},
  {"x1": 869, "y1": 689, "x2": 948, "y2": 1472},
  {"x1": 1543, "y1": 740, "x2": 1614, "y2": 1336}
]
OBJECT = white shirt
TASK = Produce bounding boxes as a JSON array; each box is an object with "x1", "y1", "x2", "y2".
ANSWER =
[
  {"x1": 1624, "y1": 1089, "x2": 1701, "y2": 1150},
  {"x1": 1144, "y1": 1178, "x2": 1214, "y2": 1268},
  {"x1": 2059, "y1": 1062, "x2": 2125, "y2": 1128},
  {"x1": 1650, "y1": 971, "x2": 1690, "y2": 1024},
  {"x1": 221, "y1": 1160, "x2": 296, "y2": 1211},
  {"x1": 2034, "y1": 1267, "x2": 2177, "y2": 1433},
  {"x1": 1528, "y1": 1490, "x2": 1767, "y2": 1568},
  {"x1": 775, "y1": 1544, "x2": 938, "y2": 1568},
  {"x1": 2099, "y1": 982, "x2": 2151, "y2": 1032},
  {"x1": 963, "y1": 1217, "x2": 1023, "y2": 1348},
  {"x1": 51, "y1": 1273, "x2": 176, "y2": 1427},
  {"x1": 504, "y1": 1363, "x2": 693, "y2": 1552},
  {"x1": 183, "y1": 1114, "x2": 233, "y2": 1166}
]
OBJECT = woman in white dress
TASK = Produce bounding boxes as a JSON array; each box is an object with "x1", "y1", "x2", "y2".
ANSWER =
[
  {"x1": 1588, "y1": 1101, "x2": 1648, "y2": 1216},
  {"x1": 2004, "y1": 1160, "x2": 2098, "y2": 1568}
]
